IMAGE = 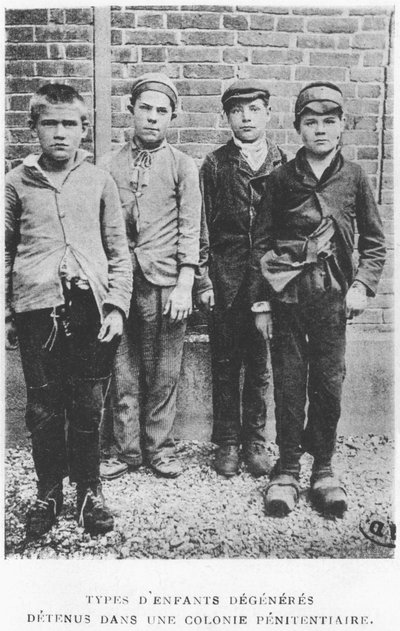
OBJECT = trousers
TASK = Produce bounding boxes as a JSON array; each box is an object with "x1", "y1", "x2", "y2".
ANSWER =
[
  {"x1": 271, "y1": 289, "x2": 347, "y2": 476},
  {"x1": 209, "y1": 282, "x2": 269, "y2": 447},
  {"x1": 16, "y1": 287, "x2": 117, "y2": 493},
  {"x1": 101, "y1": 267, "x2": 187, "y2": 465}
]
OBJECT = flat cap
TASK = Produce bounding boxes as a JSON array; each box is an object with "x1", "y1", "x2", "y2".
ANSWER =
[
  {"x1": 295, "y1": 82, "x2": 344, "y2": 117},
  {"x1": 222, "y1": 79, "x2": 270, "y2": 108},
  {"x1": 130, "y1": 72, "x2": 178, "y2": 108}
]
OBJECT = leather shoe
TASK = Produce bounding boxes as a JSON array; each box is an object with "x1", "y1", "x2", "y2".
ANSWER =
[
  {"x1": 214, "y1": 445, "x2": 239, "y2": 477},
  {"x1": 243, "y1": 443, "x2": 269, "y2": 477}
]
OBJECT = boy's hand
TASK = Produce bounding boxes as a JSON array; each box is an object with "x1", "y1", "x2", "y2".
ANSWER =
[
  {"x1": 5, "y1": 320, "x2": 18, "y2": 350},
  {"x1": 254, "y1": 312, "x2": 273, "y2": 341},
  {"x1": 163, "y1": 286, "x2": 193, "y2": 323},
  {"x1": 196, "y1": 289, "x2": 215, "y2": 314},
  {"x1": 98, "y1": 309, "x2": 124, "y2": 343},
  {"x1": 346, "y1": 282, "x2": 368, "y2": 319}
]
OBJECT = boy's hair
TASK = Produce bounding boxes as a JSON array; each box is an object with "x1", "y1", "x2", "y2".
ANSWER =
[
  {"x1": 223, "y1": 94, "x2": 270, "y2": 116},
  {"x1": 29, "y1": 83, "x2": 89, "y2": 126}
]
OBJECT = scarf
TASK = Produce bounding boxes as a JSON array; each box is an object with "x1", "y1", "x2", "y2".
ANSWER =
[{"x1": 233, "y1": 134, "x2": 269, "y2": 172}]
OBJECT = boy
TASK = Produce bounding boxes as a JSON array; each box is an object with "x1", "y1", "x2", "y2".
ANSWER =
[
  {"x1": 5, "y1": 84, "x2": 132, "y2": 537},
  {"x1": 196, "y1": 79, "x2": 286, "y2": 477},
  {"x1": 249, "y1": 82, "x2": 386, "y2": 516},
  {"x1": 99, "y1": 73, "x2": 201, "y2": 479}
]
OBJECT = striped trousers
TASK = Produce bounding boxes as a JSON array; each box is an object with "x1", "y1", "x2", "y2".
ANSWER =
[{"x1": 101, "y1": 268, "x2": 187, "y2": 465}]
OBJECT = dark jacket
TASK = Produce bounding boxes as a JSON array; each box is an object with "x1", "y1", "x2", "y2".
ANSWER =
[
  {"x1": 249, "y1": 147, "x2": 386, "y2": 303},
  {"x1": 196, "y1": 138, "x2": 286, "y2": 310}
]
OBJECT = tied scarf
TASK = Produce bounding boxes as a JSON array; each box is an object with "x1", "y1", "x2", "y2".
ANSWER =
[
  {"x1": 233, "y1": 134, "x2": 269, "y2": 172},
  {"x1": 131, "y1": 138, "x2": 166, "y2": 197}
]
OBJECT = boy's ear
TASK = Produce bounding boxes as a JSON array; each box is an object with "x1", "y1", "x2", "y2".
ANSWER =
[
  {"x1": 171, "y1": 111, "x2": 177, "y2": 120},
  {"x1": 28, "y1": 118, "x2": 36, "y2": 131},
  {"x1": 127, "y1": 104, "x2": 134, "y2": 115},
  {"x1": 81, "y1": 121, "x2": 89, "y2": 139}
]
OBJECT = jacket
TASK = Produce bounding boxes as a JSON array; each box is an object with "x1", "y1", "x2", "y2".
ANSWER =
[
  {"x1": 196, "y1": 138, "x2": 286, "y2": 310},
  {"x1": 5, "y1": 150, "x2": 132, "y2": 319},
  {"x1": 249, "y1": 147, "x2": 386, "y2": 303},
  {"x1": 99, "y1": 141, "x2": 201, "y2": 287}
]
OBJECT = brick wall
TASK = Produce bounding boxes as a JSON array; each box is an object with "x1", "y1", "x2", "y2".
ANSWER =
[{"x1": 5, "y1": 5, "x2": 394, "y2": 330}]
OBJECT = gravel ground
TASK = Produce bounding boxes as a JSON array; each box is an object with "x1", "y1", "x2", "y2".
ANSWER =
[{"x1": 5, "y1": 436, "x2": 394, "y2": 559}]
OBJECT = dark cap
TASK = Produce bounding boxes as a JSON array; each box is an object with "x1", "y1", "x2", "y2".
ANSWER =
[
  {"x1": 130, "y1": 72, "x2": 178, "y2": 109},
  {"x1": 222, "y1": 79, "x2": 271, "y2": 109},
  {"x1": 295, "y1": 82, "x2": 344, "y2": 117}
]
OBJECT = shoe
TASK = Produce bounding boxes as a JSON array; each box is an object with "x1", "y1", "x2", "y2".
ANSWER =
[
  {"x1": 310, "y1": 472, "x2": 348, "y2": 517},
  {"x1": 149, "y1": 452, "x2": 182, "y2": 478},
  {"x1": 243, "y1": 443, "x2": 269, "y2": 477},
  {"x1": 26, "y1": 483, "x2": 63, "y2": 538},
  {"x1": 214, "y1": 445, "x2": 239, "y2": 477},
  {"x1": 263, "y1": 474, "x2": 300, "y2": 517},
  {"x1": 77, "y1": 485, "x2": 114, "y2": 535},
  {"x1": 100, "y1": 457, "x2": 128, "y2": 480}
]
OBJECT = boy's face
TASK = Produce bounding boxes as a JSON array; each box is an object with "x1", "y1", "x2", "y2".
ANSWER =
[
  {"x1": 32, "y1": 103, "x2": 87, "y2": 165},
  {"x1": 298, "y1": 111, "x2": 344, "y2": 158},
  {"x1": 227, "y1": 97, "x2": 271, "y2": 144},
  {"x1": 131, "y1": 90, "x2": 174, "y2": 147}
]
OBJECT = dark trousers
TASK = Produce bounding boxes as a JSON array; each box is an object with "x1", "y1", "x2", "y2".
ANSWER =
[
  {"x1": 16, "y1": 288, "x2": 117, "y2": 494},
  {"x1": 209, "y1": 284, "x2": 269, "y2": 447},
  {"x1": 271, "y1": 290, "x2": 347, "y2": 476}
]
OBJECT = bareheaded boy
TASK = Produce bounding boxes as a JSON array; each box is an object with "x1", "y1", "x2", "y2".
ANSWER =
[
  {"x1": 5, "y1": 84, "x2": 132, "y2": 537},
  {"x1": 99, "y1": 73, "x2": 201, "y2": 479},
  {"x1": 249, "y1": 81, "x2": 386, "y2": 517},
  {"x1": 195, "y1": 79, "x2": 286, "y2": 477}
]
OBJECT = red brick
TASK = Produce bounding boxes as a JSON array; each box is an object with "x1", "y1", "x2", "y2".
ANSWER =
[
  {"x1": 127, "y1": 64, "x2": 179, "y2": 79},
  {"x1": 342, "y1": 130, "x2": 379, "y2": 145},
  {"x1": 6, "y1": 9, "x2": 48, "y2": 25},
  {"x1": 182, "y1": 4, "x2": 233, "y2": 11},
  {"x1": 112, "y1": 113, "x2": 133, "y2": 128},
  {"x1": 295, "y1": 66, "x2": 346, "y2": 82},
  {"x1": 277, "y1": 17, "x2": 304, "y2": 32},
  {"x1": 8, "y1": 129, "x2": 36, "y2": 144},
  {"x1": 252, "y1": 49, "x2": 304, "y2": 65},
  {"x1": 293, "y1": 8, "x2": 345, "y2": 15},
  {"x1": 49, "y1": 9, "x2": 65, "y2": 24},
  {"x1": 357, "y1": 84, "x2": 381, "y2": 98},
  {"x1": 175, "y1": 80, "x2": 222, "y2": 96},
  {"x1": 166, "y1": 129, "x2": 178, "y2": 144},
  {"x1": 137, "y1": 14, "x2": 164, "y2": 29},
  {"x1": 6, "y1": 144, "x2": 40, "y2": 160},
  {"x1": 111, "y1": 129, "x2": 125, "y2": 144},
  {"x1": 35, "y1": 25, "x2": 92, "y2": 42},
  {"x1": 5, "y1": 61, "x2": 35, "y2": 76},
  {"x1": 6, "y1": 27, "x2": 34, "y2": 42},
  {"x1": 178, "y1": 143, "x2": 218, "y2": 161},
  {"x1": 297, "y1": 34, "x2": 334, "y2": 49},
  {"x1": 7, "y1": 94, "x2": 32, "y2": 111},
  {"x1": 49, "y1": 44, "x2": 65, "y2": 60},
  {"x1": 223, "y1": 15, "x2": 248, "y2": 30},
  {"x1": 111, "y1": 12, "x2": 136, "y2": 28},
  {"x1": 167, "y1": 13, "x2": 220, "y2": 29},
  {"x1": 111, "y1": 29, "x2": 122, "y2": 45},
  {"x1": 352, "y1": 33, "x2": 387, "y2": 49},
  {"x1": 354, "y1": 309, "x2": 382, "y2": 325},
  {"x1": 181, "y1": 96, "x2": 222, "y2": 112},
  {"x1": 349, "y1": 7, "x2": 392, "y2": 15},
  {"x1": 181, "y1": 32, "x2": 234, "y2": 46},
  {"x1": 223, "y1": 49, "x2": 249, "y2": 64},
  {"x1": 310, "y1": 52, "x2": 359, "y2": 67},
  {"x1": 111, "y1": 47, "x2": 139, "y2": 63},
  {"x1": 168, "y1": 47, "x2": 220, "y2": 63},
  {"x1": 57, "y1": 78, "x2": 93, "y2": 94},
  {"x1": 111, "y1": 63, "x2": 127, "y2": 80},
  {"x1": 238, "y1": 6, "x2": 289, "y2": 13},
  {"x1": 112, "y1": 80, "x2": 136, "y2": 96},
  {"x1": 183, "y1": 64, "x2": 234, "y2": 80},
  {"x1": 363, "y1": 52, "x2": 384, "y2": 67},
  {"x1": 6, "y1": 44, "x2": 48, "y2": 60},
  {"x1": 238, "y1": 32, "x2": 289, "y2": 47},
  {"x1": 142, "y1": 48, "x2": 167, "y2": 63},
  {"x1": 307, "y1": 18, "x2": 359, "y2": 33},
  {"x1": 171, "y1": 113, "x2": 220, "y2": 128},
  {"x1": 66, "y1": 44, "x2": 93, "y2": 59},
  {"x1": 125, "y1": 31, "x2": 178, "y2": 45},
  {"x1": 241, "y1": 65, "x2": 291, "y2": 81},
  {"x1": 249, "y1": 15, "x2": 274, "y2": 30},
  {"x1": 383, "y1": 145, "x2": 393, "y2": 159},
  {"x1": 36, "y1": 61, "x2": 92, "y2": 78},
  {"x1": 65, "y1": 8, "x2": 93, "y2": 24},
  {"x1": 350, "y1": 67, "x2": 384, "y2": 82},
  {"x1": 378, "y1": 279, "x2": 393, "y2": 295},
  {"x1": 382, "y1": 309, "x2": 394, "y2": 325},
  {"x1": 362, "y1": 16, "x2": 387, "y2": 30},
  {"x1": 385, "y1": 115, "x2": 393, "y2": 130},
  {"x1": 124, "y1": 5, "x2": 175, "y2": 10},
  {"x1": 6, "y1": 112, "x2": 30, "y2": 127},
  {"x1": 349, "y1": 115, "x2": 378, "y2": 131},
  {"x1": 180, "y1": 129, "x2": 230, "y2": 144}
]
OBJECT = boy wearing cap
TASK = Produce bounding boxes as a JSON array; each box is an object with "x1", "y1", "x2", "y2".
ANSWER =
[
  {"x1": 249, "y1": 81, "x2": 385, "y2": 516},
  {"x1": 5, "y1": 83, "x2": 132, "y2": 537},
  {"x1": 196, "y1": 79, "x2": 286, "y2": 477},
  {"x1": 99, "y1": 73, "x2": 201, "y2": 479}
]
